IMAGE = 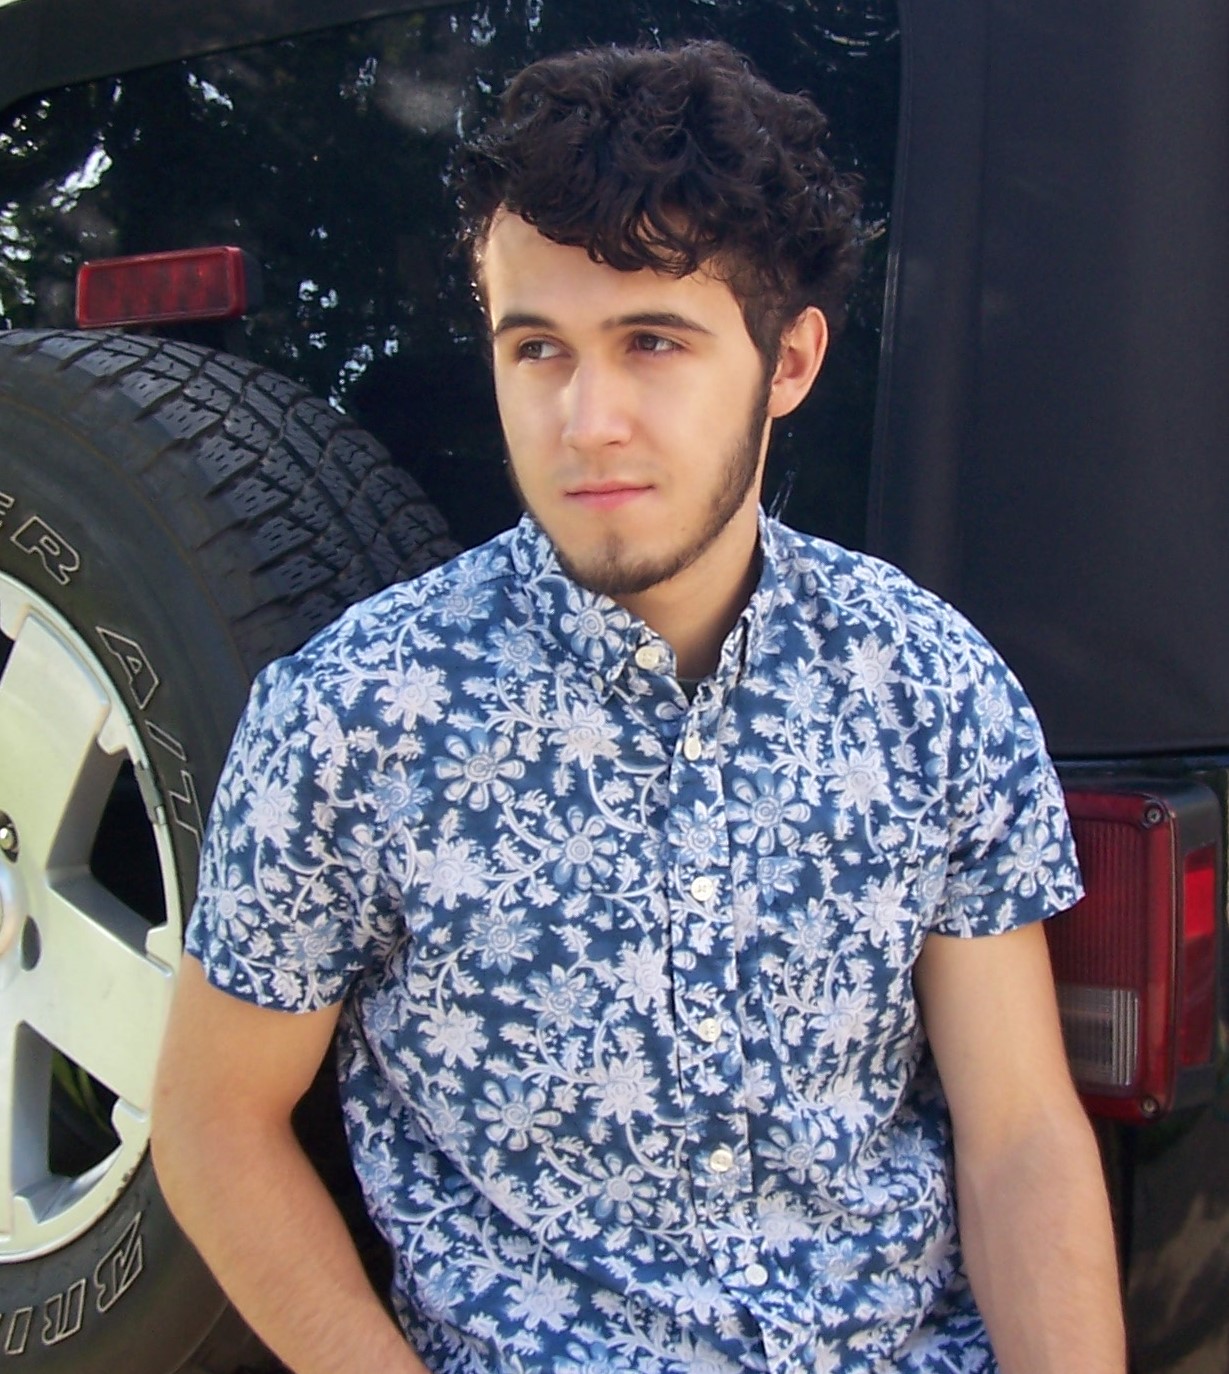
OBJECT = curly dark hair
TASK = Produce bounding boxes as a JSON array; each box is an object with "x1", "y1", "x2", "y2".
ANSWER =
[{"x1": 453, "y1": 40, "x2": 863, "y2": 362}]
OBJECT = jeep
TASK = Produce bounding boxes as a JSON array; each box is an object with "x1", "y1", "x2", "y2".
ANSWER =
[{"x1": 0, "y1": 2, "x2": 1225, "y2": 1371}]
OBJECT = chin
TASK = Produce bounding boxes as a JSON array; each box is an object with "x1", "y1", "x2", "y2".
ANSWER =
[{"x1": 558, "y1": 541, "x2": 693, "y2": 600}]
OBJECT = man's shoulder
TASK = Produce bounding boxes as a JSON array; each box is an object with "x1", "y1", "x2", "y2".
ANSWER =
[
  {"x1": 766, "y1": 520, "x2": 1031, "y2": 715},
  {"x1": 302, "y1": 526, "x2": 521, "y2": 662},
  {"x1": 768, "y1": 521, "x2": 1051, "y2": 764},
  {"x1": 246, "y1": 526, "x2": 524, "y2": 712},
  {"x1": 771, "y1": 520, "x2": 975, "y2": 644}
]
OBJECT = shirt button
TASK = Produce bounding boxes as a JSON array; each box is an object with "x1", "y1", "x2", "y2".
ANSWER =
[
  {"x1": 634, "y1": 644, "x2": 662, "y2": 671},
  {"x1": 744, "y1": 1262, "x2": 769, "y2": 1287},
  {"x1": 689, "y1": 875, "x2": 716, "y2": 902},
  {"x1": 697, "y1": 1016, "x2": 723, "y2": 1044},
  {"x1": 682, "y1": 733, "x2": 702, "y2": 761},
  {"x1": 708, "y1": 1146, "x2": 736, "y2": 1174}
]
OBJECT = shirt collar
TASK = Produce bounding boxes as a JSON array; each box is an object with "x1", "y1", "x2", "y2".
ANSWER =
[{"x1": 509, "y1": 511, "x2": 786, "y2": 700}]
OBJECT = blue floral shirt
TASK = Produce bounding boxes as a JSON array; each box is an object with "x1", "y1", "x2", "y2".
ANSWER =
[{"x1": 187, "y1": 514, "x2": 1082, "y2": 1374}]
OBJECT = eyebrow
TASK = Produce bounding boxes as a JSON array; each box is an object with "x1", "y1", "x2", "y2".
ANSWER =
[{"x1": 491, "y1": 310, "x2": 715, "y2": 340}]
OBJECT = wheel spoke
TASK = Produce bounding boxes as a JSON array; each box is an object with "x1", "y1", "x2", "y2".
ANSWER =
[
  {"x1": 0, "y1": 612, "x2": 120, "y2": 869},
  {"x1": 0, "y1": 1018, "x2": 52, "y2": 1242},
  {"x1": 20, "y1": 878, "x2": 172, "y2": 1112}
]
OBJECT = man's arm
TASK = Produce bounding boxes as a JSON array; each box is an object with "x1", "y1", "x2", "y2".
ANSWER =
[
  {"x1": 914, "y1": 922, "x2": 1127, "y2": 1374},
  {"x1": 151, "y1": 957, "x2": 428, "y2": 1374}
]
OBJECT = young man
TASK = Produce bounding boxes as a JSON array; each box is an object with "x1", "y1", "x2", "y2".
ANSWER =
[{"x1": 152, "y1": 41, "x2": 1126, "y2": 1374}]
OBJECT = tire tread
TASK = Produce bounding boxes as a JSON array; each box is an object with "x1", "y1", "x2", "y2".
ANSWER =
[{"x1": 0, "y1": 328, "x2": 460, "y2": 670}]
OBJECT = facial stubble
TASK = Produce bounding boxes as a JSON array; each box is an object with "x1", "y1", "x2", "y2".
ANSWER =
[{"x1": 506, "y1": 375, "x2": 771, "y2": 599}]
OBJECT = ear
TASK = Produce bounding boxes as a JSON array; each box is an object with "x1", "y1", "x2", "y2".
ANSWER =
[{"x1": 767, "y1": 307, "x2": 829, "y2": 419}]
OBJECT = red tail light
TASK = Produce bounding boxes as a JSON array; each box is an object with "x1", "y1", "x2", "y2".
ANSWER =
[
  {"x1": 1049, "y1": 780, "x2": 1222, "y2": 1122},
  {"x1": 76, "y1": 246, "x2": 260, "y2": 329}
]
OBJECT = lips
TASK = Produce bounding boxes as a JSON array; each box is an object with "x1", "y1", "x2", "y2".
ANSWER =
[{"x1": 566, "y1": 481, "x2": 652, "y2": 511}]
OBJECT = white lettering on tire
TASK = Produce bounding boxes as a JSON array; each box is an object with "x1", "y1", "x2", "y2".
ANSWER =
[
  {"x1": 10, "y1": 516, "x2": 80, "y2": 587},
  {"x1": 3, "y1": 1306, "x2": 34, "y2": 1355},
  {"x1": 39, "y1": 1280, "x2": 85, "y2": 1346},
  {"x1": 0, "y1": 1212, "x2": 148, "y2": 1357},
  {"x1": 96, "y1": 628, "x2": 161, "y2": 710},
  {"x1": 94, "y1": 1213, "x2": 145, "y2": 1315}
]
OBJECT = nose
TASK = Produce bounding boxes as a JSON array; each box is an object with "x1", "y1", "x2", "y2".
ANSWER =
[{"x1": 560, "y1": 359, "x2": 633, "y2": 452}]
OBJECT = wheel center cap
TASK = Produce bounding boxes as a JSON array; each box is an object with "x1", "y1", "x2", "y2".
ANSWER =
[{"x1": 0, "y1": 861, "x2": 28, "y2": 961}]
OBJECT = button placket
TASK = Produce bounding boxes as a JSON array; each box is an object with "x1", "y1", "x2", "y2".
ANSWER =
[{"x1": 662, "y1": 711, "x2": 752, "y2": 1228}]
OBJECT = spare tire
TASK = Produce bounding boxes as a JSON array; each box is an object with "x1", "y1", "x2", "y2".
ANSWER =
[{"x1": 0, "y1": 329, "x2": 459, "y2": 1373}]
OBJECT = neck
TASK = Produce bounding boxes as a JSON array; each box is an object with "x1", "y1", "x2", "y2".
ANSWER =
[{"x1": 615, "y1": 506, "x2": 762, "y2": 680}]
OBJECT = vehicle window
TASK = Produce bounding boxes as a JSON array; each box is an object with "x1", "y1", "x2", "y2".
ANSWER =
[{"x1": 0, "y1": 1, "x2": 898, "y2": 549}]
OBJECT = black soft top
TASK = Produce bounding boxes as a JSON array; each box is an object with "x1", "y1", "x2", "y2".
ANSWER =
[{"x1": 871, "y1": 0, "x2": 1229, "y2": 757}]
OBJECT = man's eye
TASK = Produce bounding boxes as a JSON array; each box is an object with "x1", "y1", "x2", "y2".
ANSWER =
[
  {"x1": 517, "y1": 339, "x2": 561, "y2": 361},
  {"x1": 631, "y1": 334, "x2": 677, "y2": 354}
]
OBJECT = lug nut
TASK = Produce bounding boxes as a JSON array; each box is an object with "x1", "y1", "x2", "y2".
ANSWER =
[{"x1": 0, "y1": 812, "x2": 17, "y2": 860}]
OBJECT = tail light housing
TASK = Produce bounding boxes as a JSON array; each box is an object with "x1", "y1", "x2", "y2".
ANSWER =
[
  {"x1": 76, "y1": 246, "x2": 261, "y2": 329},
  {"x1": 1049, "y1": 779, "x2": 1223, "y2": 1122}
]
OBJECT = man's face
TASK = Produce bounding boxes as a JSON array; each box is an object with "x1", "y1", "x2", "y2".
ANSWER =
[{"x1": 483, "y1": 211, "x2": 774, "y2": 605}]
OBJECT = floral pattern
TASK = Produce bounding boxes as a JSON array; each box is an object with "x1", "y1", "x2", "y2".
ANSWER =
[{"x1": 187, "y1": 514, "x2": 1082, "y2": 1373}]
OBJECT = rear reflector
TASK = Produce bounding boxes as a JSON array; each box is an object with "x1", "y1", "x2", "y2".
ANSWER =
[
  {"x1": 76, "y1": 246, "x2": 259, "y2": 328},
  {"x1": 1050, "y1": 780, "x2": 1222, "y2": 1121},
  {"x1": 1179, "y1": 845, "x2": 1217, "y2": 1068}
]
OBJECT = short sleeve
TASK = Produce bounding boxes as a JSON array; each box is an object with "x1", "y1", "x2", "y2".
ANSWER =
[
  {"x1": 184, "y1": 652, "x2": 402, "y2": 1010},
  {"x1": 933, "y1": 616, "x2": 1084, "y2": 938}
]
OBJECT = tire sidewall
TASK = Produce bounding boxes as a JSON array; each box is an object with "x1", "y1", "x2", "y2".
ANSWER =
[{"x1": 0, "y1": 377, "x2": 252, "y2": 1369}]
